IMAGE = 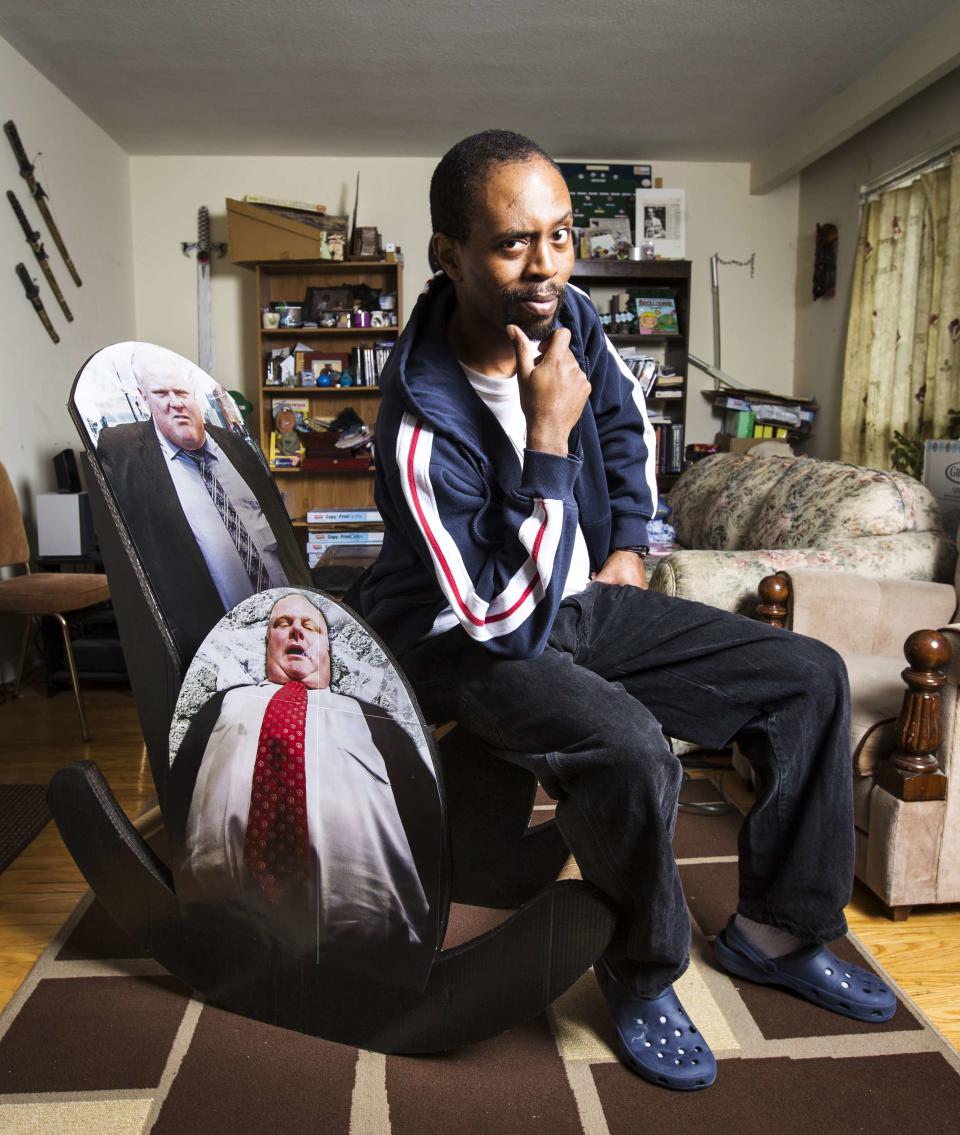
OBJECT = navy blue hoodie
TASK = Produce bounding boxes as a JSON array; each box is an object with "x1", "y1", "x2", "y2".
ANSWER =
[{"x1": 362, "y1": 275, "x2": 657, "y2": 660}]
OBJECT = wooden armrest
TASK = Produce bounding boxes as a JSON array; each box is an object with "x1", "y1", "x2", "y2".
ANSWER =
[
  {"x1": 757, "y1": 575, "x2": 952, "y2": 801},
  {"x1": 878, "y1": 628, "x2": 951, "y2": 801},
  {"x1": 755, "y1": 570, "x2": 956, "y2": 654}
]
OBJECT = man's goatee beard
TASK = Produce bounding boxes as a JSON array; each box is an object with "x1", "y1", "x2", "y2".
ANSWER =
[{"x1": 501, "y1": 284, "x2": 567, "y2": 340}]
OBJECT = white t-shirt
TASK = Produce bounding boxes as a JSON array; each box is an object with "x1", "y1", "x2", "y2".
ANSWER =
[{"x1": 460, "y1": 362, "x2": 592, "y2": 599}]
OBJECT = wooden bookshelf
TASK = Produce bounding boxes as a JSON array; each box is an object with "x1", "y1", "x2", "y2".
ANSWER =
[
  {"x1": 570, "y1": 258, "x2": 691, "y2": 486},
  {"x1": 252, "y1": 259, "x2": 402, "y2": 526}
]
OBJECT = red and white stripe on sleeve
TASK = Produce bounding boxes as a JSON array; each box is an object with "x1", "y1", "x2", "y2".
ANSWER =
[{"x1": 397, "y1": 412, "x2": 565, "y2": 643}]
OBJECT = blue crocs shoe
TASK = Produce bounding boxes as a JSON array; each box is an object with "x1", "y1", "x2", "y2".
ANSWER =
[
  {"x1": 714, "y1": 916, "x2": 897, "y2": 1023},
  {"x1": 594, "y1": 958, "x2": 717, "y2": 1091}
]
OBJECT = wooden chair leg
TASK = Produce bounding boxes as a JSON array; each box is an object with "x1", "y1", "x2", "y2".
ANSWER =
[
  {"x1": 12, "y1": 616, "x2": 32, "y2": 696},
  {"x1": 53, "y1": 612, "x2": 91, "y2": 743},
  {"x1": 877, "y1": 629, "x2": 949, "y2": 802}
]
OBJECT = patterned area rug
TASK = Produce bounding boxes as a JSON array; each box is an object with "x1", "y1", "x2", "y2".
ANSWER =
[
  {"x1": 0, "y1": 785, "x2": 50, "y2": 874},
  {"x1": 0, "y1": 781, "x2": 958, "y2": 1134}
]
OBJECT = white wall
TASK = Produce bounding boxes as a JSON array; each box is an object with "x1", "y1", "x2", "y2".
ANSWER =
[
  {"x1": 130, "y1": 155, "x2": 799, "y2": 447},
  {"x1": 0, "y1": 34, "x2": 134, "y2": 672},
  {"x1": 129, "y1": 157, "x2": 438, "y2": 401},
  {"x1": 796, "y1": 66, "x2": 960, "y2": 460},
  {"x1": 638, "y1": 160, "x2": 799, "y2": 446}
]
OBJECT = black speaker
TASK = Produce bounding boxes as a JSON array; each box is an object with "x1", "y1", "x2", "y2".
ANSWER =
[{"x1": 53, "y1": 448, "x2": 81, "y2": 493}]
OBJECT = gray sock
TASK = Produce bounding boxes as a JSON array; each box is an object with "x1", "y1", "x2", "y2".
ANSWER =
[{"x1": 733, "y1": 914, "x2": 807, "y2": 958}]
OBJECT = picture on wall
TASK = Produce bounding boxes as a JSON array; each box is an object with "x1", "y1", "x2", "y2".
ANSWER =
[
  {"x1": 635, "y1": 188, "x2": 686, "y2": 258},
  {"x1": 164, "y1": 587, "x2": 444, "y2": 991},
  {"x1": 558, "y1": 162, "x2": 654, "y2": 243}
]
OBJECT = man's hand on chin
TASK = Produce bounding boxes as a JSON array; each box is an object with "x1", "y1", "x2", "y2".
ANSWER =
[{"x1": 592, "y1": 550, "x2": 648, "y2": 589}]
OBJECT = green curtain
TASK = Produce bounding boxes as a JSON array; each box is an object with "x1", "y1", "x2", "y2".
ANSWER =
[{"x1": 840, "y1": 153, "x2": 960, "y2": 469}]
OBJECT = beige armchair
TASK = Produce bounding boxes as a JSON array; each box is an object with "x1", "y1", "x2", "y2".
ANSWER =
[
  {"x1": 754, "y1": 569, "x2": 959, "y2": 920},
  {"x1": 650, "y1": 454, "x2": 956, "y2": 616}
]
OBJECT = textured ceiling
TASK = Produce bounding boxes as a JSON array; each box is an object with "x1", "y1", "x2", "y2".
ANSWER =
[{"x1": 0, "y1": 0, "x2": 955, "y2": 159}]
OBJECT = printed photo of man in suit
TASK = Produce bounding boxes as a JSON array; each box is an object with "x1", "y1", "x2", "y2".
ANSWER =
[
  {"x1": 96, "y1": 348, "x2": 309, "y2": 658},
  {"x1": 166, "y1": 591, "x2": 441, "y2": 990}
]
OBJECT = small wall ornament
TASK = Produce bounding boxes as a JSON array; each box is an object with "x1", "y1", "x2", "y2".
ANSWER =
[{"x1": 813, "y1": 223, "x2": 838, "y2": 301}]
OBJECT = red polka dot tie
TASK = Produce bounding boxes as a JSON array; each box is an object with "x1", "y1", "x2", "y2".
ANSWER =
[{"x1": 244, "y1": 681, "x2": 310, "y2": 904}]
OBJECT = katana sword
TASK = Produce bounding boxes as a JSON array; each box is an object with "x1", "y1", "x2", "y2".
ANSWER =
[
  {"x1": 7, "y1": 190, "x2": 73, "y2": 321},
  {"x1": 15, "y1": 262, "x2": 59, "y2": 343},
  {"x1": 4, "y1": 119, "x2": 82, "y2": 287},
  {"x1": 182, "y1": 206, "x2": 226, "y2": 375}
]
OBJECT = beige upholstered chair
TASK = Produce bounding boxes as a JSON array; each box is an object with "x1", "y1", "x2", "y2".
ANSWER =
[
  {"x1": 754, "y1": 568, "x2": 960, "y2": 920},
  {"x1": 0, "y1": 462, "x2": 110, "y2": 740}
]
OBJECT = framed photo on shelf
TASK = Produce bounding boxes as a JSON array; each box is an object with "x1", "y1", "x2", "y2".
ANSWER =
[
  {"x1": 635, "y1": 188, "x2": 686, "y2": 258},
  {"x1": 310, "y1": 354, "x2": 350, "y2": 385}
]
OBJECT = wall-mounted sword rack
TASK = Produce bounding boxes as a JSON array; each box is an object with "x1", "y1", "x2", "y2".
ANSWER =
[{"x1": 5, "y1": 118, "x2": 82, "y2": 287}]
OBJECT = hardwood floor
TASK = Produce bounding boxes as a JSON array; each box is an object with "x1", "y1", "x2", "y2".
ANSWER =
[
  {"x1": 0, "y1": 684, "x2": 155, "y2": 1008},
  {"x1": 0, "y1": 684, "x2": 958, "y2": 1050}
]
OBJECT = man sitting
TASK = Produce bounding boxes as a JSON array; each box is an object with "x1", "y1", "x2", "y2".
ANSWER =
[{"x1": 361, "y1": 129, "x2": 895, "y2": 1090}]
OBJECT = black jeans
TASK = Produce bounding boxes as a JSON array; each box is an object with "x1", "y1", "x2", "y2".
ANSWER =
[{"x1": 401, "y1": 583, "x2": 853, "y2": 998}]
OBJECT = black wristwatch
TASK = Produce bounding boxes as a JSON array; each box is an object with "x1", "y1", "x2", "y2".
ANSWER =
[{"x1": 617, "y1": 545, "x2": 650, "y2": 559}]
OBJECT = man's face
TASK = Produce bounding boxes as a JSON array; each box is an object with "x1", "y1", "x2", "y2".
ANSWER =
[
  {"x1": 436, "y1": 158, "x2": 575, "y2": 341},
  {"x1": 265, "y1": 595, "x2": 330, "y2": 690},
  {"x1": 138, "y1": 364, "x2": 206, "y2": 451}
]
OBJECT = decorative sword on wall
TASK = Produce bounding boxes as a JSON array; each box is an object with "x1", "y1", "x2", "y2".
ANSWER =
[
  {"x1": 15, "y1": 262, "x2": 59, "y2": 343},
  {"x1": 181, "y1": 206, "x2": 226, "y2": 375},
  {"x1": 4, "y1": 119, "x2": 82, "y2": 287},
  {"x1": 7, "y1": 190, "x2": 73, "y2": 321}
]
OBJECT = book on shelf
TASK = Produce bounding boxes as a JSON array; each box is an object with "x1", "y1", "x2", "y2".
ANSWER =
[
  {"x1": 271, "y1": 397, "x2": 310, "y2": 416},
  {"x1": 306, "y1": 531, "x2": 385, "y2": 544},
  {"x1": 306, "y1": 531, "x2": 384, "y2": 550},
  {"x1": 617, "y1": 351, "x2": 659, "y2": 396},
  {"x1": 651, "y1": 389, "x2": 683, "y2": 400},
  {"x1": 633, "y1": 288, "x2": 680, "y2": 336},
  {"x1": 724, "y1": 409, "x2": 755, "y2": 438},
  {"x1": 652, "y1": 422, "x2": 684, "y2": 475},
  {"x1": 308, "y1": 544, "x2": 381, "y2": 570},
  {"x1": 306, "y1": 507, "x2": 382, "y2": 525},
  {"x1": 350, "y1": 341, "x2": 396, "y2": 386}
]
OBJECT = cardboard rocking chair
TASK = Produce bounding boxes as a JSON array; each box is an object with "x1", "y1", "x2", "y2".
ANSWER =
[{"x1": 48, "y1": 342, "x2": 615, "y2": 1053}]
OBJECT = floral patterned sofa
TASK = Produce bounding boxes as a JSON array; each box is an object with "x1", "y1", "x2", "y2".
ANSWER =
[{"x1": 650, "y1": 454, "x2": 957, "y2": 613}]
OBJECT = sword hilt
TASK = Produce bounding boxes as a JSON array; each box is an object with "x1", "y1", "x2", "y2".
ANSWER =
[
  {"x1": 4, "y1": 119, "x2": 33, "y2": 176},
  {"x1": 7, "y1": 189, "x2": 41, "y2": 245},
  {"x1": 15, "y1": 262, "x2": 38, "y2": 302}
]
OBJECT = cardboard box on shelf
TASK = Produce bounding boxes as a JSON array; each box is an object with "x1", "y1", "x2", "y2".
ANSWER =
[
  {"x1": 226, "y1": 198, "x2": 348, "y2": 263},
  {"x1": 714, "y1": 434, "x2": 767, "y2": 455}
]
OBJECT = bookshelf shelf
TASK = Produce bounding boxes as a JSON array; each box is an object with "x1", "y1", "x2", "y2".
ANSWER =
[
  {"x1": 261, "y1": 386, "x2": 381, "y2": 395},
  {"x1": 261, "y1": 327, "x2": 398, "y2": 337}
]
